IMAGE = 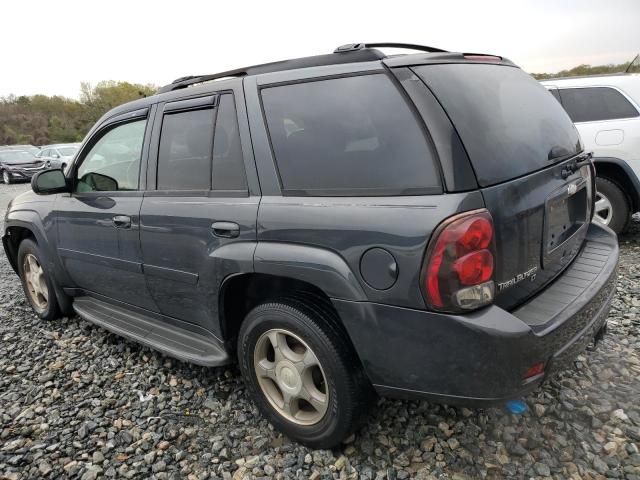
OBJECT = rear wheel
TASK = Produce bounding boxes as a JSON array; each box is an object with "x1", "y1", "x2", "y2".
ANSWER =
[
  {"x1": 2, "y1": 170, "x2": 11, "y2": 184},
  {"x1": 17, "y1": 239, "x2": 61, "y2": 321},
  {"x1": 237, "y1": 298, "x2": 372, "y2": 448},
  {"x1": 594, "y1": 177, "x2": 630, "y2": 234}
]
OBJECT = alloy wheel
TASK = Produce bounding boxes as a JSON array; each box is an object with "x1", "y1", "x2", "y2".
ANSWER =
[
  {"x1": 2, "y1": 171, "x2": 9, "y2": 184},
  {"x1": 253, "y1": 328, "x2": 329, "y2": 425},
  {"x1": 23, "y1": 253, "x2": 49, "y2": 312},
  {"x1": 594, "y1": 190, "x2": 613, "y2": 226}
]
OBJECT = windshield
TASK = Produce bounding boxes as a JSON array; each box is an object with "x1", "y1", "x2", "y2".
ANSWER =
[
  {"x1": 0, "y1": 151, "x2": 36, "y2": 164},
  {"x1": 414, "y1": 64, "x2": 582, "y2": 187},
  {"x1": 58, "y1": 147, "x2": 79, "y2": 157}
]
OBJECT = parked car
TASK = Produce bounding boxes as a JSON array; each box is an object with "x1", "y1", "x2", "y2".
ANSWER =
[
  {"x1": 0, "y1": 145, "x2": 40, "y2": 155},
  {"x1": 542, "y1": 74, "x2": 640, "y2": 233},
  {"x1": 0, "y1": 149, "x2": 45, "y2": 184},
  {"x1": 36, "y1": 143, "x2": 81, "y2": 170},
  {"x1": 3, "y1": 43, "x2": 618, "y2": 447}
]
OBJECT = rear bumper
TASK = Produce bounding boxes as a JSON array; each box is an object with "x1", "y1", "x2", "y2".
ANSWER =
[{"x1": 334, "y1": 222, "x2": 618, "y2": 405}]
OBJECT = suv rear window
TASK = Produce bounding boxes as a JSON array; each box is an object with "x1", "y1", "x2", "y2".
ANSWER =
[
  {"x1": 559, "y1": 87, "x2": 640, "y2": 123},
  {"x1": 414, "y1": 64, "x2": 581, "y2": 187},
  {"x1": 261, "y1": 73, "x2": 441, "y2": 196}
]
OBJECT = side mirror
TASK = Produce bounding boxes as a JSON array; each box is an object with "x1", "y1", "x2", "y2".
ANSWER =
[
  {"x1": 31, "y1": 169, "x2": 69, "y2": 195},
  {"x1": 52, "y1": 153, "x2": 60, "y2": 159}
]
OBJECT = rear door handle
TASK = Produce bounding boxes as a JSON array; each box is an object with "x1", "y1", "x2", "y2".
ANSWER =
[
  {"x1": 211, "y1": 221, "x2": 240, "y2": 238},
  {"x1": 113, "y1": 215, "x2": 132, "y2": 229}
]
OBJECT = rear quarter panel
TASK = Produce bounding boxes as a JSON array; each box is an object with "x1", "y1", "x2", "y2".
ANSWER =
[{"x1": 256, "y1": 193, "x2": 485, "y2": 308}]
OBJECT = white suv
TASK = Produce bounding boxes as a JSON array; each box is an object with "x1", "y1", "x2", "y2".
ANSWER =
[{"x1": 542, "y1": 74, "x2": 640, "y2": 233}]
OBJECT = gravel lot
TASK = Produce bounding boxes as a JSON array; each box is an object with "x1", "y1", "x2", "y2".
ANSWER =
[{"x1": 1, "y1": 183, "x2": 639, "y2": 480}]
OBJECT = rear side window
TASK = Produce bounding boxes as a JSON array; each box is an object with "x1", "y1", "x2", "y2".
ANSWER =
[
  {"x1": 559, "y1": 87, "x2": 639, "y2": 122},
  {"x1": 261, "y1": 74, "x2": 440, "y2": 196},
  {"x1": 212, "y1": 94, "x2": 247, "y2": 191},
  {"x1": 415, "y1": 64, "x2": 581, "y2": 187},
  {"x1": 157, "y1": 108, "x2": 214, "y2": 190}
]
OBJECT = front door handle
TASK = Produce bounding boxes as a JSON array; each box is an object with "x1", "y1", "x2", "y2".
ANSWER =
[
  {"x1": 113, "y1": 215, "x2": 132, "y2": 229},
  {"x1": 211, "y1": 221, "x2": 240, "y2": 238}
]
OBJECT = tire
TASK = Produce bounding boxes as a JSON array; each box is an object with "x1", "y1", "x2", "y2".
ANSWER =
[
  {"x1": 595, "y1": 177, "x2": 630, "y2": 234},
  {"x1": 2, "y1": 170, "x2": 11, "y2": 185},
  {"x1": 17, "y1": 239, "x2": 61, "y2": 321},
  {"x1": 237, "y1": 297, "x2": 372, "y2": 448}
]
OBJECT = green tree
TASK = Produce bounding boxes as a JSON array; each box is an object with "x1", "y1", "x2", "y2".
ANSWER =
[
  {"x1": 0, "y1": 81, "x2": 156, "y2": 146},
  {"x1": 531, "y1": 62, "x2": 632, "y2": 80}
]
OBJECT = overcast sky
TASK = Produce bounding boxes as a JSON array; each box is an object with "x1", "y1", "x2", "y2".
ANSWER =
[{"x1": 1, "y1": 0, "x2": 638, "y2": 99}]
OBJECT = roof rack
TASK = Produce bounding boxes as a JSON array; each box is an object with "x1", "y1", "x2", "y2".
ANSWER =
[
  {"x1": 333, "y1": 42, "x2": 448, "y2": 54},
  {"x1": 158, "y1": 48, "x2": 386, "y2": 93},
  {"x1": 158, "y1": 68, "x2": 249, "y2": 93},
  {"x1": 158, "y1": 43, "x2": 448, "y2": 93}
]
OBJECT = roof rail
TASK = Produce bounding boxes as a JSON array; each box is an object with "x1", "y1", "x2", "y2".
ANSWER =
[
  {"x1": 157, "y1": 69, "x2": 248, "y2": 94},
  {"x1": 158, "y1": 48, "x2": 386, "y2": 94},
  {"x1": 334, "y1": 42, "x2": 448, "y2": 54},
  {"x1": 158, "y1": 44, "x2": 450, "y2": 94}
]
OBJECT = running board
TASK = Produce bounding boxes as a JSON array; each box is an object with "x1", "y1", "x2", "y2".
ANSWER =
[{"x1": 73, "y1": 297, "x2": 230, "y2": 366}]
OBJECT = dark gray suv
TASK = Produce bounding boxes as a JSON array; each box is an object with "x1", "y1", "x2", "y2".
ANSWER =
[{"x1": 2, "y1": 43, "x2": 619, "y2": 448}]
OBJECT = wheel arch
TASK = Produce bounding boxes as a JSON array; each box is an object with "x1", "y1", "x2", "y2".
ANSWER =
[
  {"x1": 3, "y1": 216, "x2": 73, "y2": 315},
  {"x1": 218, "y1": 271, "x2": 367, "y2": 366},
  {"x1": 593, "y1": 157, "x2": 640, "y2": 212},
  {"x1": 2, "y1": 223, "x2": 37, "y2": 273}
]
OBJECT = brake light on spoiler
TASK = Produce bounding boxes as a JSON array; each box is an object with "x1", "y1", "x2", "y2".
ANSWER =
[{"x1": 422, "y1": 209, "x2": 496, "y2": 312}]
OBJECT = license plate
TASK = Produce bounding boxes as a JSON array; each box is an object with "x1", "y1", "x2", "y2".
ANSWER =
[{"x1": 542, "y1": 178, "x2": 589, "y2": 267}]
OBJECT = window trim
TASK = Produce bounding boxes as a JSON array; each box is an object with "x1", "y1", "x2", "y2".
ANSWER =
[
  {"x1": 558, "y1": 85, "x2": 640, "y2": 124},
  {"x1": 163, "y1": 95, "x2": 217, "y2": 113},
  {"x1": 258, "y1": 71, "x2": 442, "y2": 197},
  {"x1": 71, "y1": 111, "x2": 149, "y2": 195}
]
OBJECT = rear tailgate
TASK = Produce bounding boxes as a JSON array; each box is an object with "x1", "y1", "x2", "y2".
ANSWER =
[
  {"x1": 482, "y1": 159, "x2": 593, "y2": 309},
  {"x1": 414, "y1": 62, "x2": 594, "y2": 310}
]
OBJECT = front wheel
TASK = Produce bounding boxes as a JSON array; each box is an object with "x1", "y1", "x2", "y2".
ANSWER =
[
  {"x1": 17, "y1": 239, "x2": 61, "y2": 321},
  {"x1": 2, "y1": 170, "x2": 11, "y2": 184},
  {"x1": 594, "y1": 177, "x2": 630, "y2": 234},
  {"x1": 237, "y1": 298, "x2": 372, "y2": 448}
]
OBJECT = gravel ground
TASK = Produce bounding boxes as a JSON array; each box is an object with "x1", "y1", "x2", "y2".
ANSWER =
[{"x1": 1, "y1": 183, "x2": 639, "y2": 480}]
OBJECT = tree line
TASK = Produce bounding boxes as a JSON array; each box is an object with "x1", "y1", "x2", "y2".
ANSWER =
[
  {"x1": 531, "y1": 61, "x2": 637, "y2": 80},
  {"x1": 1, "y1": 59, "x2": 637, "y2": 146},
  {"x1": 0, "y1": 81, "x2": 156, "y2": 146}
]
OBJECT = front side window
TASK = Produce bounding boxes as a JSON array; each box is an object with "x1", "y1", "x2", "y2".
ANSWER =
[
  {"x1": 559, "y1": 87, "x2": 640, "y2": 123},
  {"x1": 157, "y1": 108, "x2": 214, "y2": 190},
  {"x1": 76, "y1": 119, "x2": 146, "y2": 192},
  {"x1": 261, "y1": 73, "x2": 440, "y2": 196}
]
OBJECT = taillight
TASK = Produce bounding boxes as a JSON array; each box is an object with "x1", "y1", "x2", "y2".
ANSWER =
[{"x1": 422, "y1": 209, "x2": 496, "y2": 312}]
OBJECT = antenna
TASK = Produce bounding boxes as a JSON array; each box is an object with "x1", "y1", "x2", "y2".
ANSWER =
[{"x1": 625, "y1": 54, "x2": 639, "y2": 74}]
